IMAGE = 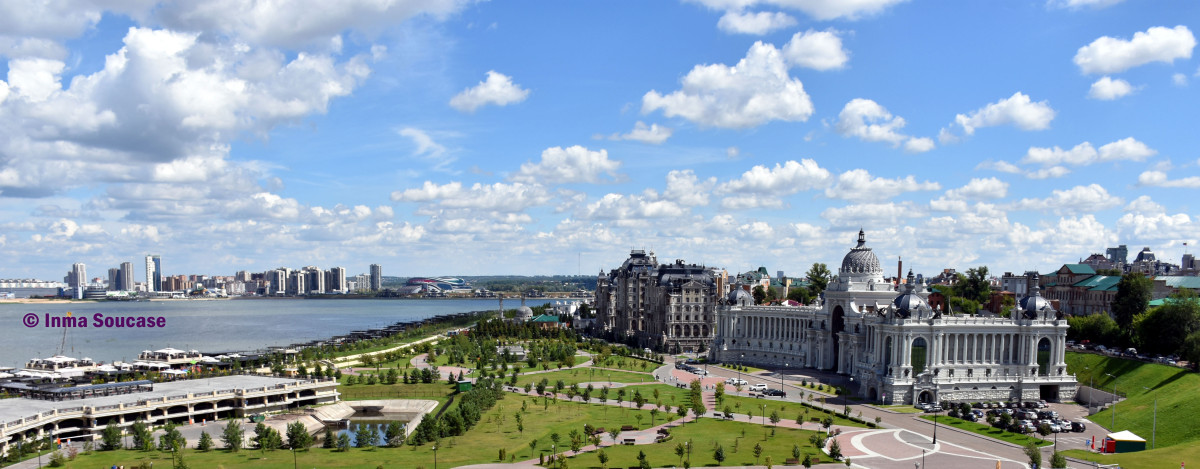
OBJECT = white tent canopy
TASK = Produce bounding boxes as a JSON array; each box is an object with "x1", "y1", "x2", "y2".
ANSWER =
[{"x1": 1107, "y1": 430, "x2": 1145, "y2": 442}]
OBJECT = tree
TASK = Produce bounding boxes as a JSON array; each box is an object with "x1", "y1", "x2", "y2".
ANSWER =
[
  {"x1": 802, "y1": 453, "x2": 813, "y2": 468},
  {"x1": 1050, "y1": 450, "x2": 1067, "y2": 469},
  {"x1": 957, "y1": 266, "x2": 992, "y2": 304},
  {"x1": 323, "y1": 427, "x2": 336, "y2": 449},
  {"x1": 1113, "y1": 273, "x2": 1153, "y2": 335},
  {"x1": 337, "y1": 432, "x2": 351, "y2": 452},
  {"x1": 675, "y1": 442, "x2": 686, "y2": 465},
  {"x1": 1135, "y1": 289, "x2": 1200, "y2": 354},
  {"x1": 753, "y1": 286, "x2": 767, "y2": 305},
  {"x1": 597, "y1": 449, "x2": 610, "y2": 469},
  {"x1": 650, "y1": 408, "x2": 659, "y2": 426},
  {"x1": 608, "y1": 428, "x2": 621, "y2": 445},
  {"x1": 158, "y1": 422, "x2": 185, "y2": 451},
  {"x1": 222, "y1": 420, "x2": 244, "y2": 452},
  {"x1": 806, "y1": 263, "x2": 832, "y2": 299},
  {"x1": 101, "y1": 422, "x2": 123, "y2": 450},
  {"x1": 637, "y1": 450, "x2": 651, "y2": 469},
  {"x1": 131, "y1": 420, "x2": 154, "y2": 451},
  {"x1": 829, "y1": 438, "x2": 843, "y2": 460},
  {"x1": 753, "y1": 442, "x2": 763, "y2": 464},
  {"x1": 713, "y1": 445, "x2": 726, "y2": 464},
  {"x1": 286, "y1": 421, "x2": 313, "y2": 450},
  {"x1": 1023, "y1": 441, "x2": 1042, "y2": 468},
  {"x1": 770, "y1": 410, "x2": 781, "y2": 427},
  {"x1": 1067, "y1": 313, "x2": 1120, "y2": 344},
  {"x1": 197, "y1": 431, "x2": 214, "y2": 452}
]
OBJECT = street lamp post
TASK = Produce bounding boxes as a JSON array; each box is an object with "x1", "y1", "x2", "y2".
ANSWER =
[
  {"x1": 780, "y1": 363, "x2": 787, "y2": 396},
  {"x1": 432, "y1": 444, "x2": 438, "y2": 469},
  {"x1": 932, "y1": 408, "x2": 939, "y2": 445},
  {"x1": 1143, "y1": 386, "x2": 1156, "y2": 449},
  {"x1": 685, "y1": 440, "x2": 691, "y2": 465},
  {"x1": 1105, "y1": 373, "x2": 1117, "y2": 430},
  {"x1": 921, "y1": 449, "x2": 926, "y2": 468},
  {"x1": 739, "y1": 353, "x2": 745, "y2": 386},
  {"x1": 762, "y1": 404, "x2": 767, "y2": 426}
]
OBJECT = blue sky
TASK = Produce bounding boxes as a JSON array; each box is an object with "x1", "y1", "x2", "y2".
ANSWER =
[{"x1": 0, "y1": 0, "x2": 1197, "y2": 281}]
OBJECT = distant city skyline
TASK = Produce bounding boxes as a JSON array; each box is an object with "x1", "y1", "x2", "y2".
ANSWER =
[{"x1": 0, "y1": 2, "x2": 1197, "y2": 280}]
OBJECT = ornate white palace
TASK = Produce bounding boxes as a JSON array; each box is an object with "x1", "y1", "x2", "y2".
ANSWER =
[{"x1": 711, "y1": 230, "x2": 1077, "y2": 405}]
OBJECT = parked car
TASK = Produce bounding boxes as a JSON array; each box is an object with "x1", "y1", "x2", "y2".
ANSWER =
[
  {"x1": 763, "y1": 388, "x2": 787, "y2": 397},
  {"x1": 1071, "y1": 421, "x2": 1087, "y2": 432},
  {"x1": 725, "y1": 377, "x2": 748, "y2": 386},
  {"x1": 749, "y1": 383, "x2": 768, "y2": 392}
]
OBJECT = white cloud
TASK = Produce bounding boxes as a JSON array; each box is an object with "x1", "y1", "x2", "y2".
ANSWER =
[
  {"x1": 717, "y1": 159, "x2": 832, "y2": 196},
  {"x1": 824, "y1": 169, "x2": 940, "y2": 202},
  {"x1": 1021, "y1": 137, "x2": 1156, "y2": 166},
  {"x1": 945, "y1": 177, "x2": 1009, "y2": 200},
  {"x1": 717, "y1": 10, "x2": 796, "y2": 35},
  {"x1": 663, "y1": 170, "x2": 717, "y2": 207},
  {"x1": 1008, "y1": 215, "x2": 1116, "y2": 255},
  {"x1": 449, "y1": 70, "x2": 530, "y2": 113},
  {"x1": 1011, "y1": 184, "x2": 1123, "y2": 214},
  {"x1": 941, "y1": 92, "x2": 1055, "y2": 142},
  {"x1": 399, "y1": 127, "x2": 446, "y2": 158},
  {"x1": 642, "y1": 42, "x2": 813, "y2": 129},
  {"x1": 1137, "y1": 170, "x2": 1200, "y2": 188},
  {"x1": 579, "y1": 193, "x2": 685, "y2": 221},
  {"x1": 610, "y1": 121, "x2": 673, "y2": 144},
  {"x1": 1174, "y1": 73, "x2": 1188, "y2": 86},
  {"x1": 510, "y1": 145, "x2": 621, "y2": 184},
  {"x1": 821, "y1": 202, "x2": 927, "y2": 227},
  {"x1": 904, "y1": 137, "x2": 935, "y2": 153},
  {"x1": 1048, "y1": 0, "x2": 1125, "y2": 8},
  {"x1": 689, "y1": 0, "x2": 907, "y2": 21},
  {"x1": 1074, "y1": 25, "x2": 1196, "y2": 75},
  {"x1": 153, "y1": 0, "x2": 471, "y2": 49},
  {"x1": 390, "y1": 181, "x2": 552, "y2": 212},
  {"x1": 1088, "y1": 76, "x2": 1134, "y2": 100},
  {"x1": 1118, "y1": 211, "x2": 1198, "y2": 240},
  {"x1": 833, "y1": 98, "x2": 933, "y2": 152},
  {"x1": 1124, "y1": 195, "x2": 1165, "y2": 214},
  {"x1": 782, "y1": 29, "x2": 849, "y2": 71}
]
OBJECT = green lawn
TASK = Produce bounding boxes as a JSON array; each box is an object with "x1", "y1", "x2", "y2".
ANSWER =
[
  {"x1": 559, "y1": 418, "x2": 830, "y2": 468},
  {"x1": 49, "y1": 393, "x2": 676, "y2": 469},
  {"x1": 1063, "y1": 444, "x2": 1192, "y2": 469},
  {"x1": 718, "y1": 395, "x2": 868, "y2": 428},
  {"x1": 875, "y1": 404, "x2": 925, "y2": 414},
  {"x1": 515, "y1": 368, "x2": 656, "y2": 388},
  {"x1": 1067, "y1": 351, "x2": 1200, "y2": 448},
  {"x1": 919, "y1": 415, "x2": 1050, "y2": 447},
  {"x1": 717, "y1": 363, "x2": 766, "y2": 373},
  {"x1": 588, "y1": 355, "x2": 663, "y2": 373}
]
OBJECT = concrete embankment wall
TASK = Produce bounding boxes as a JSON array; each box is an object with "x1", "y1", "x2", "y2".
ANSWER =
[
  {"x1": 344, "y1": 400, "x2": 438, "y2": 437},
  {"x1": 1076, "y1": 385, "x2": 1120, "y2": 408}
]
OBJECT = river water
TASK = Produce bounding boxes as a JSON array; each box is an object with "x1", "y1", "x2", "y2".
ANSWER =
[{"x1": 0, "y1": 298, "x2": 504, "y2": 368}]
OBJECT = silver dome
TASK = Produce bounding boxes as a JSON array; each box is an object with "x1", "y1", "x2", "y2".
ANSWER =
[
  {"x1": 1017, "y1": 273, "x2": 1053, "y2": 319},
  {"x1": 840, "y1": 229, "x2": 883, "y2": 275},
  {"x1": 727, "y1": 288, "x2": 754, "y2": 306},
  {"x1": 891, "y1": 271, "x2": 930, "y2": 319}
]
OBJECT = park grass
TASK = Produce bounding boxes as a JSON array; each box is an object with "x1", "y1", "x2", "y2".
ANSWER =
[
  {"x1": 876, "y1": 404, "x2": 925, "y2": 414},
  {"x1": 515, "y1": 368, "x2": 656, "y2": 388},
  {"x1": 588, "y1": 355, "x2": 663, "y2": 373},
  {"x1": 1067, "y1": 351, "x2": 1200, "y2": 448},
  {"x1": 559, "y1": 417, "x2": 829, "y2": 468},
  {"x1": 919, "y1": 415, "x2": 1051, "y2": 447},
  {"x1": 718, "y1": 395, "x2": 869, "y2": 428},
  {"x1": 1063, "y1": 444, "x2": 1195, "y2": 469},
  {"x1": 51, "y1": 393, "x2": 676, "y2": 469},
  {"x1": 717, "y1": 362, "x2": 766, "y2": 373}
]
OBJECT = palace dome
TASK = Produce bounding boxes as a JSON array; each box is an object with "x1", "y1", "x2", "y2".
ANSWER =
[
  {"x1": 890, "y1": 271, "x2": 930, "y2": 319},
  {"x1": 841, "y1": 229, "x2": 883, "y2": 275},
  {"x1": 726, "y1": 287, "x2": 754, "y2": 306},
  {"x1": 1017, "y1": 273, "x2": 1054, "y2": 319}
]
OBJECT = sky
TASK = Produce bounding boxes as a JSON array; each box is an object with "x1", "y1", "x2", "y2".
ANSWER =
[{"x1": 0, "y1": 0, "x2": 1198, "y2": 282}]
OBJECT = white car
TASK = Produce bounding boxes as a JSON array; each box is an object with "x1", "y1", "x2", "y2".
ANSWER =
[
  {"x1": 725, "y1": 378, "x2": 748, "y2": 386},
  {"x1": 748, "y1": 383, "x2": 768, "y2": 392}
]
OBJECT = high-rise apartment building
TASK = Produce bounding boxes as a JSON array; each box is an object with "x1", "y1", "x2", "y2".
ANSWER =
[
  {"x1": 118, "y1": 261, "x2": 134, "y2": 291},
  {"x1": 303, "y1": 267, "x2": 325, "y2": 294},
  {"x1": 145, "y1": 255, "x2": 162, "y2": 292},
  {"x1": 369, "y1": 264, "x2": 382, "y2": 291},
  {"x1": 327, "y1": 267, "x2": 347, "y2": 293},
  {"x1": 68, "y1": 263, "x2": 87, "y2": 289},
  {"x1": 108, "y1": 268, "x2": 120, "y2": 290}
]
